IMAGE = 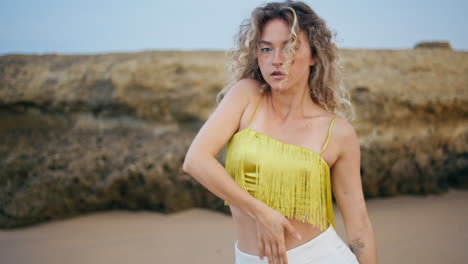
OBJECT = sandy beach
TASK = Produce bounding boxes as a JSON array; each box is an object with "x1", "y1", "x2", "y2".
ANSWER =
[{"x1": 1, "y1": 189, "x2": 467, "y2": 264}]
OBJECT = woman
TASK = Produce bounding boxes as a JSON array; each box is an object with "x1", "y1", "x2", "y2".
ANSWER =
[{"x1": 183, "y1": 1, "x2": 377, "y2": 263}]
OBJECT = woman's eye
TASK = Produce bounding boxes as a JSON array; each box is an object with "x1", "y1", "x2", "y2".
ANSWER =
[{"x1": 260, "y1": 47, "x2": 272, "y2": 52}]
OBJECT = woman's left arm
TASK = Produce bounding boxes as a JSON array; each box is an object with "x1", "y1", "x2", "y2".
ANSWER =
[{"x1": 330, "y1": 119, "x2": 378, "y2": 264}]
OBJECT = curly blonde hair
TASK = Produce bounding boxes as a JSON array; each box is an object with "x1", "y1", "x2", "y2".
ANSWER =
[{"x1": 216, "y1": 0, "x2": 354, "y2": 120}]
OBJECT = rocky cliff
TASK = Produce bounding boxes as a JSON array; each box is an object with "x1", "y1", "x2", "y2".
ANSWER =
[{"x1": 0, "y1": 48, "x2": 467, "y2": 228}]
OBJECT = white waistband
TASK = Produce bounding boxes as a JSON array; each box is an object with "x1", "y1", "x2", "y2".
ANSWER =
[{"x1": 234, "y1": 224, "x2": 342, "y2": 263}]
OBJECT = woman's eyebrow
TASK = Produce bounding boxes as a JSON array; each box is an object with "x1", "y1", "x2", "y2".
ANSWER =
[{"x1": 259, "y1": 40, "x2": 289, "y2": 45}]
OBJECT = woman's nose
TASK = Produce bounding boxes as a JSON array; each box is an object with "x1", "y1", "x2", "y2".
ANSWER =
[{"x1": 272, "y1": 49, "x2": 284, "y2": 66}]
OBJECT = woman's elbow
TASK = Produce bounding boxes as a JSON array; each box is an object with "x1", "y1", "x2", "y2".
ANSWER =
[
  {"x1": 182, "y1": 154, "x2": 194, "y2": 173},
  {"x1": 182, "y1": 150, "x2": 206, "y2": 173},
  {"x1": 183, "y1": 145, "x2": 216, "y2": 175}
]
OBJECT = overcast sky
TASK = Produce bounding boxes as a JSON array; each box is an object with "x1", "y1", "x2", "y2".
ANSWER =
[{"x1": 1, "y1": 0, "x2": 466, "y2": 55}]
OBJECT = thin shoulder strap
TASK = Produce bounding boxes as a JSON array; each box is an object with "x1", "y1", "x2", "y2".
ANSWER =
[
  {"x1": 248, "y1": 94, "x2": 264, "y2": 128},
  {"x1": 320, "y1": 114, "x2": 338, "y2": 156}
]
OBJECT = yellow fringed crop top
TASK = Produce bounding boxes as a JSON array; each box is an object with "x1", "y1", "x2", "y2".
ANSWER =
[{"x1": 223, "y1": 93, "x2": 338, "y2": 231}]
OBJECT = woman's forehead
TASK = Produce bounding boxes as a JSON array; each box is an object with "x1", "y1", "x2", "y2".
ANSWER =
[
  {"x1": 259, "y1": 23, "x2": 307, "y2": 46},
  {"x1": 260, "y1": 19, "x2": 290, "y2": 41}
]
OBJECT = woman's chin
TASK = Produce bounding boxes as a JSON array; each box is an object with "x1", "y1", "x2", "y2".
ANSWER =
[{"x1": 269, "y1": 82, "x2": 290, "y2": 92}]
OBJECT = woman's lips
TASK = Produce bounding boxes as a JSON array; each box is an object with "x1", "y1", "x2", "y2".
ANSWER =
[
  {"x1": 271, "y1": 71, "x2": 286, "y2": 80},
  {"x1": 271, "y1": 74, "x2": 286, "y2": 80}
]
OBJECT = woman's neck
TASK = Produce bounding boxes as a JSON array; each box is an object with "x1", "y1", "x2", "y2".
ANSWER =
[{"x1": 268, "y1": 83, "x2": 320, "y2": 121}]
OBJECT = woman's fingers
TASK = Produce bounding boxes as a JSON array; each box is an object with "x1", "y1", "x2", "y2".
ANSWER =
[
  {"x1": 277, "y1": 237, "x2": 288, "y2": 264},
  {"x1": 273, "y1": 242, "x2": 281, "y2": 264},
  {"x1": 258, "y1": 236, "x2": 265, "y2": 260},
  {"x1": 271, "y1": 242, "x2": 279, "y2": 264},
  {"x1": 254, "y1": 208, "x2": 297, "y2": 263},
  {"x1": 283, "y1": 219, "x2": 302, "y2": 240},
  {"x1": 264, "y1": 240, "x2": 273, "y2": 264},
  {"x1": 266, "y1": 237, "x2": 287, "y2": 264}
]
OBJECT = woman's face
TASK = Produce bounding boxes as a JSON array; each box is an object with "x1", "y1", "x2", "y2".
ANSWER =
[{"x1": 257, "y1": 18, "x2": 315, "y2": 91}]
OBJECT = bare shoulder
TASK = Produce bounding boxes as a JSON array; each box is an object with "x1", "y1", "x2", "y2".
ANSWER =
[
  {"x1": 332, "y1": 115, "x2": 360, "y2": 156},
  {"x1": 183, "y1": 78, "x2": 263, "y2": 162},
  {"x1": 227, "y1": 78, "x2": 263, "y2": 103},
  {"x1": 221, "y1": 78, "x2": 264, "y2": 120},
  {"x1": 333, "y1": 115, "x2": 355, "y2": 135}
]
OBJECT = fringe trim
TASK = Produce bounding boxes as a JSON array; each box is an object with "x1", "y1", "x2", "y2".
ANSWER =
[{"x1": 223, "y1": 129, "x2": 335, "y2": 231}]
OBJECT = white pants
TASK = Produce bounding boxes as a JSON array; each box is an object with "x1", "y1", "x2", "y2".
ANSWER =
[{"x1": 234, "y1": 224, "x2": 359, "y2": 264}]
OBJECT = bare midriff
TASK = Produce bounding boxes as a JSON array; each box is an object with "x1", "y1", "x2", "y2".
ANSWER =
[{"x1": 229, "y1": 204, "x2": 326, "y2": 256}]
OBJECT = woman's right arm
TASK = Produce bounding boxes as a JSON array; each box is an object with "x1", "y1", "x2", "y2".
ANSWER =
[
  {"x1": 182, "y1": 78, "x2": 301, "y2": 264},
  {"x1": 182, "y1": 78, "x2": 264, "y2": 219}
]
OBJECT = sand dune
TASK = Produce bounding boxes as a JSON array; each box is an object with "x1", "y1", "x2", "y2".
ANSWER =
[{"x1": 1, "y1": 189, "x2": 467, "y2": 264}]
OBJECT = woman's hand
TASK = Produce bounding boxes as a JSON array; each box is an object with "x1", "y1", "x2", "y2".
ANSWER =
[{"x1": 254, "y1": 206, "x2": 302, "y2": 264}]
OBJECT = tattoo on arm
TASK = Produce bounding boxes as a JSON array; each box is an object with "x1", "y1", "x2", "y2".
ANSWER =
[{"x1": 348, "y1": 238, "x2": 365, "y2": 257}]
